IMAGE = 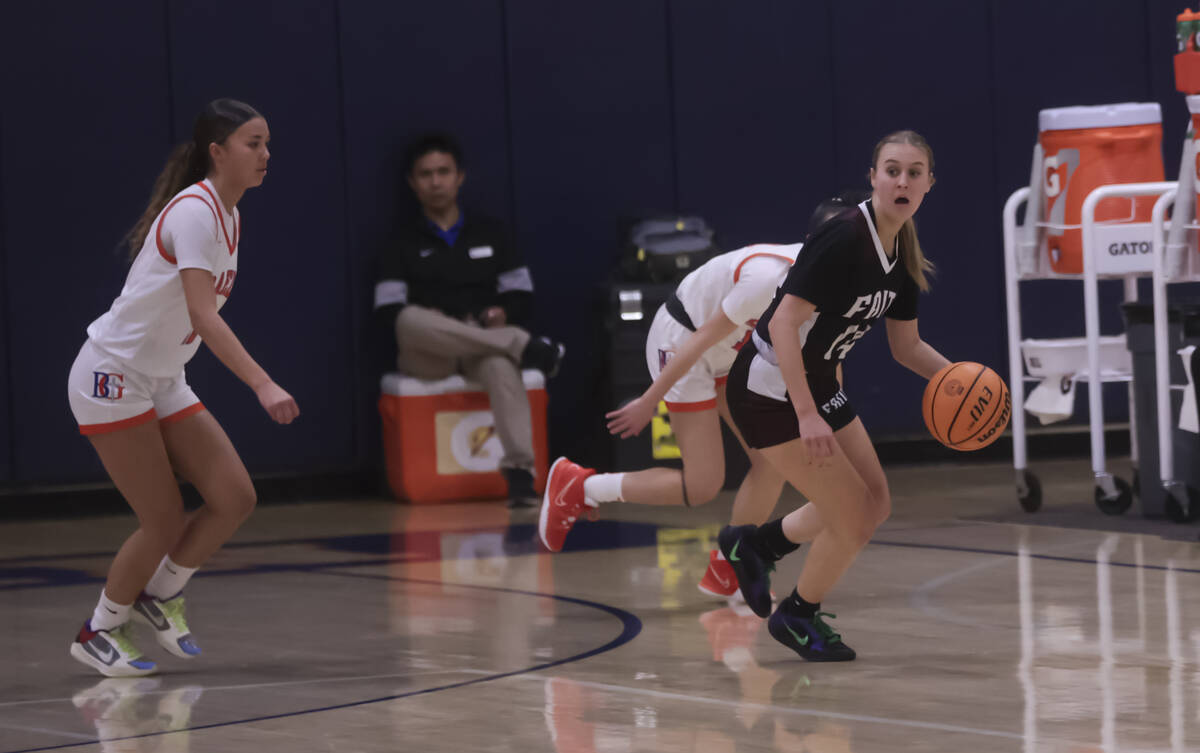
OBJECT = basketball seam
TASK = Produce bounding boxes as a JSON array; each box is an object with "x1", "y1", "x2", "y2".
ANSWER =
[
  {"x1": 927, "y1": 366, "x2": 958, "y2": 443},
  {"x1": 946, "y1": 366, "x2": 985, "y2": 446}
]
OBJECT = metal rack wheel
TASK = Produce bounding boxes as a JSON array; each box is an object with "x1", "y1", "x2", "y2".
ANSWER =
[
  {"x1": 1164, "y1": 482, "x2": 1200, "y2": 523},
  {"x1": 1017, "y1": 469, "x2": 1042, "y2": 513},
  {"x1": 1094, "y1": 476, "x2": 1133, "y2": 516}
]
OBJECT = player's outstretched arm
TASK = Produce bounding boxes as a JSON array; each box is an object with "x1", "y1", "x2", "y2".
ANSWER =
[
  {"x1": 885, "y1": 317, "x2": 950, "y2": 380},
  {"x1": 606, "y1": 310, "x2": 738, "y2": 438},
  {"x1": 180, "y1": 268, "x2": 299, "y2": 424}
]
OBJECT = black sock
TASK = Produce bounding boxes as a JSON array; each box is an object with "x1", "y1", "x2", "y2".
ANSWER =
[
  {"x1": 780, "y1": 588, "x2": 819, "y2": 619},
  {"x1": 754, "y1": 518, "x2": 800, "y2": 561}
]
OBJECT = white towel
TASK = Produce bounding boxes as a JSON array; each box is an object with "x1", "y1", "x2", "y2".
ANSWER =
[
  {"x1": 1025, "y1": 374, "x2": 1076, "y2": 425},
  {"x1": 1179, "y1": 346, "x2": 1198, "y2": 434}
]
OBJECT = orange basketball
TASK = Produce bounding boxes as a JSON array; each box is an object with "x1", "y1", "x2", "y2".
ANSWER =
[{"x1": 922, "y1": 362, "x2": 1011, "y2": 451}]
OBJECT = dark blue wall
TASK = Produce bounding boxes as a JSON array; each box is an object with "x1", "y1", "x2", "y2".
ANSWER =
[
  {"x1": 0, "y1": 0, "x2": 1186, "y2": 485},
  {"x1": 165, "y1": 0, "x2": 355, "y2": 474},
  {"x1": 1, "y1": 1, "x2": 171, "y2": 483}
]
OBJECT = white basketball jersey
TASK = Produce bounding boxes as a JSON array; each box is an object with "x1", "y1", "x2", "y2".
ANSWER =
[
  {"x1": 674, "y1": 243, "x2": 801, "y2": 370},
  {"x1": 87, "y1": 180, "x2": 240, "y2": 377}
]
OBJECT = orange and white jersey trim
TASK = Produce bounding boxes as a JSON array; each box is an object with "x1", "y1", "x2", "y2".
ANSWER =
[
  {"x1": 671, "y1": 243, "x2": 801, "y2": 372},
  {"x1": 87, "y1": 179, "x2": 240, "y2": 377}
]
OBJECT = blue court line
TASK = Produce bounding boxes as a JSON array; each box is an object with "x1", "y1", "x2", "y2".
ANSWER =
[
  {"x1": 3, "y1": 531, "x2": 1200, "y2": 594},
  {"x1": 5, "y1": 571, "x2": 642, "y2": 753},
  {"x1": 0, "y1": 520, "x2": 656, "y2": 566}
]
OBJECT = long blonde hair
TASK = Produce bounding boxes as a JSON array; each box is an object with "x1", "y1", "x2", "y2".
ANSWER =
[
  {"x1": 871, "y1": 130, "x2": 936, "y2": 292},
  {"x1": 124, "y1": 99, "x2": 261, "y2": 260}
]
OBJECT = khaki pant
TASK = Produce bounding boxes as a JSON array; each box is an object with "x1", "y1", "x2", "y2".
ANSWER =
[{"x1": 395, "y1": 305, "x2": 534, "y2": 471}]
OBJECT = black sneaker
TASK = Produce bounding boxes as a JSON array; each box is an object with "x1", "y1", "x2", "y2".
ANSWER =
[
  {"x1": 767, "y1": 609, "x2": 856, "y2": 662},
  {"x1": 717, "y1": 525, "x2": 774, "y2": 618},
  {"x1": 521, "y1": 336, "x2": 566, "y2": 379},
  {"x1": 503, "y1": 467, "x2": 539, "y2": 509}
]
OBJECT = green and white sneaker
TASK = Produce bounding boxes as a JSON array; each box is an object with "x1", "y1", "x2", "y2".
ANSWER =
[
  {"x1": 69, "y1": 621, "x2": 158, "y2": 677},
  {"x1": 133, "y1": 593, "x2": 201, "y2": 658}
]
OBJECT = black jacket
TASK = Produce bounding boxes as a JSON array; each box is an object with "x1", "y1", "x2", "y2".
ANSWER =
[{"x1": 374, "y1": 212, "x2": 534, "y2": 327}]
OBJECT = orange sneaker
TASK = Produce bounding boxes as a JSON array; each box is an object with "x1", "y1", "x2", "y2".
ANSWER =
[
  {"x1": 538, "y1": 457, "x2": 597, "y2": 552},
  {"x1": 697, "y1": 549, "x2": 739, "y2": 598}
]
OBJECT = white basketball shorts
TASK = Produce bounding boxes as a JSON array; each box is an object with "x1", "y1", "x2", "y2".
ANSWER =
[
  {"x1": 67, "y1": 339, "x2": 203, "y2": 435},
  {"x1": 644, "y1": 305, "x2": 731, "y2": 412}
]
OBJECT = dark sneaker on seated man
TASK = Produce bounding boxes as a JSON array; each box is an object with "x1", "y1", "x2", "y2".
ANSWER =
[
  {"x1": 521, "y1": 336, "x2": 566, "y2": 379},
  {"x1": 503, "y1": 467, "x2": 540, "y2": 509}
]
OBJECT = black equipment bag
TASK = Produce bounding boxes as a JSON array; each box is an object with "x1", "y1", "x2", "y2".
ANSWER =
[{"x1": 619, "y1": 216, "x2": 718, "y2": 283}]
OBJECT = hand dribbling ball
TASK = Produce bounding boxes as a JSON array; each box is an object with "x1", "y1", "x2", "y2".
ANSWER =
[{"x1": 922, "y1": 362, "x2": 1011, "y2": 451}]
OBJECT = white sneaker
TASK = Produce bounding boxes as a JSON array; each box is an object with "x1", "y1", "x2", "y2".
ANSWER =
[
  {"x1": 132, "y1": 593, "x2": 201, "y2": 659},
  {"x1": 69, "y1": 621, "x2": 157, "y2": 677}
]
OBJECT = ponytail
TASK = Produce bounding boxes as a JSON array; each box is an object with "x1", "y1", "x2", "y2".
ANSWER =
[
  {"x1": 899, "y1": 218, "x2": 935, "y2": 292},
  {"x1": 123, "y1": 98, "x2": 262, "y2": 261},
  {"x1": 124, "y1": 141, "x2": 207, "y2": 259}
]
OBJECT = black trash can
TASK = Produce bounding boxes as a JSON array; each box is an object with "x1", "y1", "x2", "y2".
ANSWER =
[{"x1": 1121, "y1": 302, "x2": 1200, "y2": 518}]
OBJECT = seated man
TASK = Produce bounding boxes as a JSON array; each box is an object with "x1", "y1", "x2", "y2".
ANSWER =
[{"x1": 374, "y1": 132, "x2": 563, "y2": 508}]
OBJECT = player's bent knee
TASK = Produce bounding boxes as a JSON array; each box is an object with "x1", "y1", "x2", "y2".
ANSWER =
[
  {"x1": 830, "y1": 489, "x2": 875, "y2": 549},
  {"x1": 209, "y1": 483, "x2": 256, "y2": 522},
  {"x1": 869, "y1": 490, "x2": 892, "y2": 527},
  {"x1": 139, "y1": 508, "x2": 187, "y2": 549},
  {"x1": 231, "y1": 487, "x2": 257, "y2": 521},
  {"x1": 682, "y1": 469, "x2": 723, "y2": 506}
]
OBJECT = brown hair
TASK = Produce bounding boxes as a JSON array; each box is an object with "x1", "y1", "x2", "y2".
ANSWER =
[
  {"x1": 871, "y1": 130, "x2": 935, "y2": 292},
  {"x1": 124, "y1": 99, "x2": 262, "y2": 259}
]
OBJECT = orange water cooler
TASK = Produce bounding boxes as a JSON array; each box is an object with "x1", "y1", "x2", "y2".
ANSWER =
[
  {"x1": 1039, "y1": 103, "x2": 1164, "y2": 274},
  {"x1": 378, "y1": 371, "x2": 549, "y2": 504}
]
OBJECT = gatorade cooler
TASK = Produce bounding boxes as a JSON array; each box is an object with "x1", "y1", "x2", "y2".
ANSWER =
[
  {"x1": 1039, "y1": 103, "x2": 1164, "y2": 274},
  {"x1": 378, "y1": 370, "x2": 549, "y2": 504}
]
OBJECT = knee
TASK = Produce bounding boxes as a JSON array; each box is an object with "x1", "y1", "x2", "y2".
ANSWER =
[
  {"x1": 228, "y1": 485, "x2": 257, "y2": 522},
  {"x1": 682, "y1": 466, "x2": 724, "y2": 506},
  {"x1": 834, "y1": 487, "x2": 877, "y2": 550},
  {"x1": 394, "y1": 306, "x2": 419, "y2": 340},
  {"x1": 868, "y1": 486, "x2": 892, "y2": 527},
  {"x1": 209, "y1": 482, "x2": 257, "y2": 523},
  {"x1": 477, "y1": 354, "x2": 519, "y2": 379},
  {"x1": 139, "y1": 506, "x2": 187, "y2": 549}
]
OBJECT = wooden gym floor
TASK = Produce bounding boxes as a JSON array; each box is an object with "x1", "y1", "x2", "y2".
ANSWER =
[{"x1": 2, "y1": 457, "x2": 1198, "y2": 753}]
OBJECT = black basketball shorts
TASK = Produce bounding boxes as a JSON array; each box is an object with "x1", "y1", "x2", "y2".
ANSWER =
[{"x1": 725, "y1": 340, "x2": 857, "y2": 449}]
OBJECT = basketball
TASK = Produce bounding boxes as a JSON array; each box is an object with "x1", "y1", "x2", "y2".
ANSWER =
[{"x1": 922, "y1": 362, "x2": 1011, "y2": 451}]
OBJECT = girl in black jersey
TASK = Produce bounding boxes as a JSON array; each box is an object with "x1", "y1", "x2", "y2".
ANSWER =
[{"x1": 719, "y1": 131, "x2": 951, "y2": 661}]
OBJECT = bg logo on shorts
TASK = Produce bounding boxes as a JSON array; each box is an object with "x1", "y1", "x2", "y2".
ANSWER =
[{"x1": 92, "y1": 372, "x2": 125, "y2": 400}]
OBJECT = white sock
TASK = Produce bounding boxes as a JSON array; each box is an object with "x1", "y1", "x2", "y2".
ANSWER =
[
  {"x1": 714, "y1": 548, "x2": 726, "y2": 561},
  {"x1": 144, "y1": 556, "x2": 198, "y2": 600},
  {"x1": 91, "y1": 589, "x2": 131, "y2": 632},
  {"x1": 583, "y1": 473, "x2": 625, "y2": 504}
]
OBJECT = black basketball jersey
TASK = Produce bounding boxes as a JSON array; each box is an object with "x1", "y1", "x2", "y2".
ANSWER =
[{"x1": 754, "y1": 200, "x2": 919, "y2": 378}]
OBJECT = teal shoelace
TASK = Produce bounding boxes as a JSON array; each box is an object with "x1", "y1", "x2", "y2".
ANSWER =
[{"x1": 811, "y1": 612, "x2": 842, "y2": 644}]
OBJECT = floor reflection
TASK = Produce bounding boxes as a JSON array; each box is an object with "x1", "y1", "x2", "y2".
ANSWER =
[
  {"x1": 1018, "y1": 529, "x2": 1200, "y2": 753},
  {"x1": 72, "y1": 677, "x2": 203, "y2": 751}
]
